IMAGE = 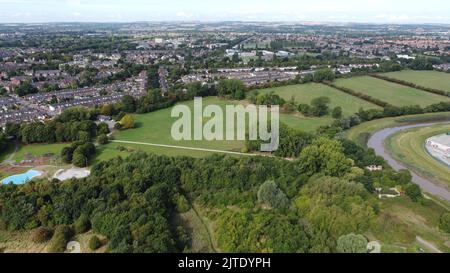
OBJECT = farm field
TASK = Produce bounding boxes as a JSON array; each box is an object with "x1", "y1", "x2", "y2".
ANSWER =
[
  {"x1": 334, "y1": 76, "x2": 450, "y2": 107},
  {"x1": 256, "y1": 83, "x2": 381, "y2": 116},
  {"x1": 381, "y1": 70, "x2": 450, "y2": 92},
  {"x1": 345, "y1": 112, "x2": 450, "y2": 147},
  {"x1": 385, "y1": 124, "x2": 450, "y2": 188}
]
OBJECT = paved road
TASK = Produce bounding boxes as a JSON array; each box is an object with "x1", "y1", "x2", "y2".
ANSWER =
[{"x1": 367, "y1": 121, "x2": 450, "y2": 201}]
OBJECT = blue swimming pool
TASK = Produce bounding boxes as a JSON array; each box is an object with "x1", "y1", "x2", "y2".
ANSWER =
[{"x1": 1, "y1": 170, "x2": 42, "y2": 185}]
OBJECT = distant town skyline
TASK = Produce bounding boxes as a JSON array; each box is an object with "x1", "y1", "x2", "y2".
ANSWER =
[{"x1": 1, "y1": 0, "x2": 450, "y2": 24}]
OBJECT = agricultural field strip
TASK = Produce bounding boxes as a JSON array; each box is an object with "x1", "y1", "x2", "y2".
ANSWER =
[
  {"x1": 380, "y1": 71, "x2": 450, "y2": 92},
  {"x1": 256, "y1": 83, "x2": 381, "y2": 116},
  {"x1": 334, "y1": 76, "x2": 450, "y2": 107},
  {"x1": 370, "y1": 74, "x2": 450, "y2": 98}
]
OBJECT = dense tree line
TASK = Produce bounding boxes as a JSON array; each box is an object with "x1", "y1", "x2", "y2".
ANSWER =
[
  {"x1": 15, "y1": 81, "x2": 38, "y2": 97},
  {"x1": 252, "y1": 91, "x2": 286, "y2": 106},
  {"x1": 298, "y1": 96, "x2": 332, "y2": 117},
  {"x1": 217, "y1": 79, "x2": 246, "y2": 100},
  {"x1": 0, "y1": 132, "x2": 7, "y2": 156},
  {"x1": 61, "y1": 141, "x2": 96, "y2": 167},
  {"x1": 313, "y1": 68, "x2": 335, "y2": 82},
  {"x1": 16, "y1": 120, "x2": 97, "y2": 144},
  {"x1": 246, "y1": 123, "x2": 313, "y2": 158},
  {"x1": 1, "y1": 107, "x2": 106, "y2": 149}
]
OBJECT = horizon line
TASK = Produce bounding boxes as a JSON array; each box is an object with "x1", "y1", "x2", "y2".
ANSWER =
[{"x1": 1, "y1": 20, "x2": 450, "y2": 26}]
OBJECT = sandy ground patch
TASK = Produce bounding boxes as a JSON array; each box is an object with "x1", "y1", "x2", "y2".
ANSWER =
[{"x1": 53, "y1": 168, "x2": 91, "y2": 181}]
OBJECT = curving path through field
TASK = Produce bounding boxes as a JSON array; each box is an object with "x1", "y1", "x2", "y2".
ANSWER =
[
  {"x1": 111, "y1": 140, "x2": 257, "y2": 156},
  {"x1": 367, "y1": 121, "x2": 450, "y2": 201}
]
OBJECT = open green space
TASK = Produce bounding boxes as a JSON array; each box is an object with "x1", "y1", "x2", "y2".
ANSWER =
[
  {"x1": 385, "y1": 124, "x2": 450, "y2": 187},
  {"x1": 107, "y1": 97, "x2": 245, "y2": 156},
  {"x1": 95, "y1": 141, "x2": 238, "y2": 162},
  {"x1": 8, "y1": 143, "x2": 69, "y2": 163},
  {"x1": 335, "y1": 76, "x2": 450, "y2": 107},
  {"x1": 381, "y1": 70, "x2": 450, "y2": 92},
  {"x1": 345, "y1": 112, "x2": 450, "y2": 147},
  {"x1": 1, "y1": 96, "x2": 336, "y2": 163},
  {"x1": 256, "y1": 83, "x2": 381, "y2": 116},
  {"x1": 278, "y1": 112, "x2": 334, "y2": 132},
  {"x1": 372, "y1": 197, "x2": 450, "y2": 253},
  {"x1": 102, "y1": 96, "x2": 339, "y2": 158}
]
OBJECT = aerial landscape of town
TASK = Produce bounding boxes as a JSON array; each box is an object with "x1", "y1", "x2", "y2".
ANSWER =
[{"x1": 0, "y1": 0, "x2": 450, "y2": 264}]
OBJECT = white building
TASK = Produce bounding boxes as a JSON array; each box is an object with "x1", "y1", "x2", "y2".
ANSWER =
[
  {"x1": 397, "y1": 54, "x2": 416, "y2": 60},
  {"x1": 366, "y1": 165, "x2": 383, "y2": 172},
  {"x1": 427, "y1": 136, "x2": 450, "y2": 157}
]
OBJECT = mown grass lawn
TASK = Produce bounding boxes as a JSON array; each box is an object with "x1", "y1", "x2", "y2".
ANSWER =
[
  {"x1": 108, "y1": 97, "x2": 246, "y2": 155},
  {"x1": 103, "y1": 96, "x2": 338, "y2": 158},
  {"x1": 334, "y1": 76, "x2": 450, "y2": 107},
  {"x1": 255, "y1": 83, "x2": 381, "y2": 116},
  {"x1": 381, "y1": 70, "x2": 450, "y2": 92}
]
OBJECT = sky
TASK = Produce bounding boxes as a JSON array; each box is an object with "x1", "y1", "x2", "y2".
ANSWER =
[{"x1": 1, "y1": 0, "x2": 450, "y2": 24}]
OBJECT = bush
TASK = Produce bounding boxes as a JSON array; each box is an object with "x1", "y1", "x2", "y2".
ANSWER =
[
  {"x1": 175, "y1": 195, "x2": 190, "y2": 213},
  {"x1": 405, "y1": 184, "x2": 422, "y2": 202},
  {"x1": 48, "y1": 225, "x2": 74, "y2": 253},
  {"x1": 332, "y1": 106, "x2": 343, "y2": 119},
  {"x1": 89, "y1": 235, "x2": 102, "y2": 251},
  {"x1": 74, "y1": 214, "x2": 91, "y2": 234},
  {"x1": 119, "y1": 114, "x2": 135, "y2": 129},
  {"x1": 31, "y1": 227, "x2": 53, "y2": 243},
  {"x1": 337, "y1": 233, "x2": 368, "y2": 253},
  {"x1": 257, "y1": 180, "x2": 289, "y2": 211},
  {"x1": 97, "y1": 134, "x2": 109, "y2": 145},
  {"x1": 298, "y1": 103, "x2": 313, "y2": 116},
  {"x1": 72, "y1": 152, "x2": 88, "y2": 168},
  {"x1": 439, "y1": 213, "x2": 450, "y2": 233}
]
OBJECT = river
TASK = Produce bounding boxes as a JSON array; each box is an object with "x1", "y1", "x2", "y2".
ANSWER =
[{"x1": 367, "y1": 121, "x2": 450, "y2": 201}]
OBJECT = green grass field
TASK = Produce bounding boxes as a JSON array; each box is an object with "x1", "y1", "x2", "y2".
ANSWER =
[
  {"x1": 256, "y1": 83, "x2": 381, "y2": 116},
  {"x1": 115, "y1": 97, "x2": 246, "y2": 151},
  {"x1": 9, "y1": 143, "x2": 69, "y2": 163},
  {"x1": 372, "y1": 197, "x2": 450, "y2": 253},
  {"x1": 345, "y1": 112, "x2": 450, "y2": 147},
  {"x1": 335, "y1": 76, "x2": 450, "y2": 107},
  {"x1": 381, "y1": 70, "x2": 450, "y2": 92},
  {"x1": 278, "y1": 113, "x2": 334, "y2": 132},
  {"x1": 0, "y1": 96, "x2": 336, "y2": 163},
  {"x1": 101, "y1": 96, "x2": 340, "y2": 159},
  {"x1": 385, "y1": 124, "x2": 450, "y2": 188}
]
